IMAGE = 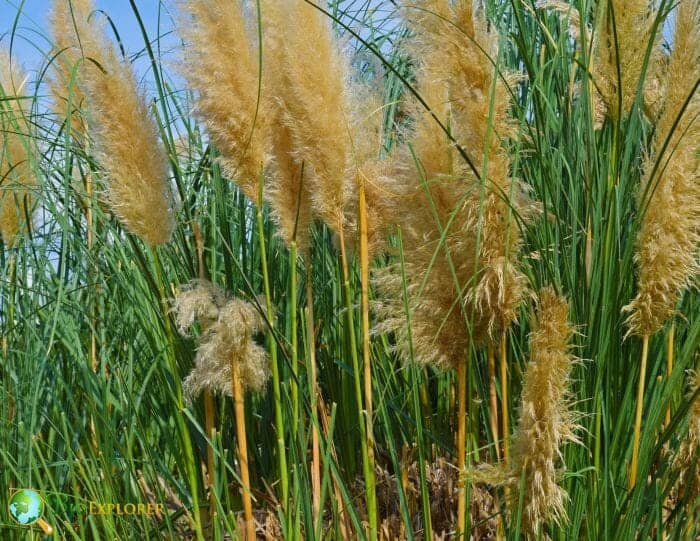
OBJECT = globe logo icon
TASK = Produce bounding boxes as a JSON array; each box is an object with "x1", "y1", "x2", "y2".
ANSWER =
[{"x1": 8, "y1": 489, "x2": 53, "y2": 534}]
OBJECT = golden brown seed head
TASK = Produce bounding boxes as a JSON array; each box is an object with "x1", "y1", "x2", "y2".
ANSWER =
[
  {"x1": 50, "y1": 0, "x2": 176, "y2": 245},
  {"x1": 471, "y1": 287, "x2": 579, "y2": 539},
  {"x1": 377, "y1": 1, "x2": 533, "y2": 363},
  {"x1": 177, "y1": 0, "x2": 266, "y2": 204},
  {"x1": 274, "y1": 0, "x2": 353, "y2": 233},
  {"x1": 0, "y1": 51, "x2": 37, "y2": 246},
  {"x1": 624, "y1": 0, "x2": 700, "y2": 336}
]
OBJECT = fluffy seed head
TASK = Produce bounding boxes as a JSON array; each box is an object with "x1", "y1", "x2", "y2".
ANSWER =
[
  {"x1": 173, "y1": 280, "x2": 269, "y2": 400},
  {"x1": 0, "y1": 51, "x2": 37, "y2": 245},
  {"x1": 472, "y1": 287, "x2": 579, "y2": 538},
  {"x1": 624, "y1": 0, "x2": 700, "y2": 337},
  {"x1": 177, "y1": 0, "x2": 266, "y2": 204},
  {"x1": 273, "y1": 0, "x2": 354, "y2": 233},
  {"x1": 592, "y1": 0, "x2": 662, "y2": 121},
  {"x1": 50, "y1": 0, "x2": 176, "y2": 245}
]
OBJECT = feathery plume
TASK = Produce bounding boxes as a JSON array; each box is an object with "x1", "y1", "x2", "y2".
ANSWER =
[
  {"x1": 173, "y1": 280, "x2": 269, "y2": 401},
  {"x1": 0, "y1": 51, "x2": 36, "y2": 245},
  {"x1": 177, "y1": 0, "x2": 266, "y2": 204},
  {"x1": 592, "y1": 0, "x2": 662, "y2": 121},
  {"x1": 262, "y1": 0, "x2": 393, "y2": 253},
  {"x1": 473, "y1": 287, "x2": 579, "y2": 538},
  {"x1": 375, "y1": 0, "x2": 534, "y2": 368},
  {"x1": 623, "y1": 0, "x2": 700, "y2": 337},
  {"x1": 50, "y1": 0, "x2": 176, "y2": 246},
  {"x1": 48, "y1": 0, "x2": 90, "y2": 136},
  {"x1": 275, "y1": 0, "x2": 353, "y2": 233},
  {"x1": 261, "y1": 0, "x2": 314, "y2": 251}
]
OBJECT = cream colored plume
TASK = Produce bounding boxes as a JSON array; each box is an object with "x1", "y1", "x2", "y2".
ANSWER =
[
  {"x1": 374, "y1": 0, "x2": 534, "y2": 369},
  {"x1": 173, "y1": 280, "x2": 270, "y2": 400},
  {"x1": 592, "y1": 0, "x2": 663, "y2": 121},
  {"x1": 177, "y1": 0, "x2": 266, "y2": 204},
  {"x1": 50, "y1": 0, "x2": 176, "y2": 245}
]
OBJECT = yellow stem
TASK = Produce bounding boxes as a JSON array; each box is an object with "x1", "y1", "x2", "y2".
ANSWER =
[
  {"x1": 358, "y1": 171, "x2": 376, "y2": 527},
  {"x1": 665, "y1": 322, "x2": 674, "y2": 428},
  {"x1": 232, "y1": 364, "x2": 255, "y2": 540},
  {"x1": 629, "y1": 334, "x2": 649, "y2": 489}
]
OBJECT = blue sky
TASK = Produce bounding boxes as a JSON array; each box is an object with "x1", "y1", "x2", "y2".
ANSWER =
[{"x1": 1, "y1": 1, "x2": 176, "y2": 76}]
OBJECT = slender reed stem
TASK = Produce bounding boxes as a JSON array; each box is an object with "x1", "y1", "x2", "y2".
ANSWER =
[
  {"x1": 456, "y1": 358, "x2": 467, "y2": 539},
  {"x1": 231, "y1": 364, "x2": 255, "y2": 540},
  {"x1": 338, "y1": 225, "x2": 377, "y2": 540},
  {"x1": 255, "y1": 183, "x2": 289, "y2": 513},
  {"x1": 665, "y1": 322, "x2": 674, "y2": 428},
  {"x1": 358, "y1": 172, "x2": 377, "y2": 535},
  {"x1": 500, "y1": 331, "x2": 509, "y2": 465},
  {"x1": 488, "y1": 344, "x2": 501, "y2": 460},
  {"x1": 305, "y1": 257, "x2": 321, "y2": 529},
  {"x1": 290, "y1": 240, "x2": 299, "y2": 435},
  {"x1": 630, "y1": 334, "x2": 649, "y2": 489}
]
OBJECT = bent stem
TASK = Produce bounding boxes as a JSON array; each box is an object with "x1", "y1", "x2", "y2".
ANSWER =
[
  {"x1": 231, "y1": 363, "x2": 255, "y2": 540},
  {"x1": 630, "y1": 333, "x2": 649, "y2": 489}
]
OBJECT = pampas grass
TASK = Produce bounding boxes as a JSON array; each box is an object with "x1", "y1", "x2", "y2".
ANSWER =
[
  {"x1": 50, "y1": 0, "x2": 175, "y2": 246},
  {"x1": 2, "y1": 1, "x2": 700, "y2": 539},
  {"x1": 474, "y1": 287, "x2": 579, "y2": 539},
  {"x1": 177, "y1": 0, "x2": 266, "y2": 205}
]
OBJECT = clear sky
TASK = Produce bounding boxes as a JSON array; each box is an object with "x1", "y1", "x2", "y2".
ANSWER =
[{"x1": 1, "y1": 0, "x2": 176, "y2": 78}]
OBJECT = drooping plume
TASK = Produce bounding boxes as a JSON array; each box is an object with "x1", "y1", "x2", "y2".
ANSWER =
[
  {"x1": 50, "y1": 0, "x2": 176, "y2": 246},
  {"x1": 374, "y1": 0, "x2": 533, "y2": 368},
  {"x1": 177, "y1": 0, "x2": 266, "y2": 204},
  {"x1": 172, "y1": 280, "x2": 269, "y2": 401},
  {"x1": 0, "y1": 51, "x2": 37, "y2": 245},
  {"x1": 473, "y1": 287, "x2": 579, "y2": 538},
  {"x1": 624, "y1": 0, "x2": 700, "y2": 337}
]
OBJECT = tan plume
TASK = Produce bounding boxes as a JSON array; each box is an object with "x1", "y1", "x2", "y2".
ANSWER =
[
  {"x1": 624, "y1": 0, "x2": 700, "y2": 337},
  {"x1": 472, "y1": 287, "x2": 580, "y2": 538},
  {"x1": 50, "y1": 0, "x2": 176, "y2": 246},
  {"x1": 177, "y1": 0, "x2": 266, "y2": 204},
  {"x1": 0, "y1": 51, "x2": 37, "y2": 245}
]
